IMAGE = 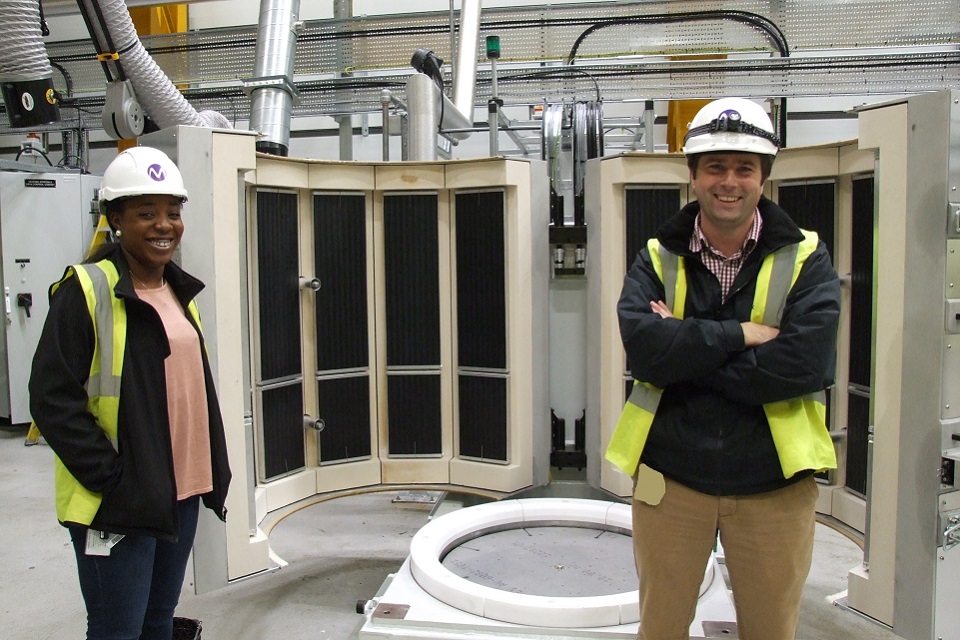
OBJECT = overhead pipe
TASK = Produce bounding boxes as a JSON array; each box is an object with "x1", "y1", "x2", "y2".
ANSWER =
[
  {"x1": 78, "y1": 0, "x2": 230, "y2": 132},
  {"x1": 0, "y1": 0, "x2": 60, "y2": 128},
  {"x1": 451, "y1": 0, "x2": 481, "y2": 123},
  {"x1": 245, "y1": 0, "x2": 302, "y2": 157}
]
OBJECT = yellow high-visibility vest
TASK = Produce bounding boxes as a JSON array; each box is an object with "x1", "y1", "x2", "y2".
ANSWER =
[
  {"x1": 605, "y1": 230, "x2": 837, "y2": 479},
  {"x1": 50, "y1": 260, "x2": 201, "y2": 525}
]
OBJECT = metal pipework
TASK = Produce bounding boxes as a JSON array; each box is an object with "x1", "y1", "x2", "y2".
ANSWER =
[
  {"x1": 299, "y1": 276, "x2": 321, "y2": 291},
  {"x1": 452, "y1": 0, "x2": 482, "y2": 122},
  {"x1": 247, "y1": 0, "x2": 302, "y2": 156},
  {"x1": 303, "y1": 415, "x2": 325, "y2": 432},
  {"x1": 406, "y1": 73, "x2": 471, "y2": 161}
]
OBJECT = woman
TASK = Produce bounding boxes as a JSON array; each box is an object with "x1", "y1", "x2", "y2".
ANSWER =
[{"x1": 29, "y1": 146, "x2": 231, "y2": 640}]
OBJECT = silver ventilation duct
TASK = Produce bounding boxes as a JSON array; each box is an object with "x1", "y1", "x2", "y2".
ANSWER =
[
  {"x1": 451, "y1": 0, "x2": 481, "y2": 123},
  {"x1": 0, "y1": 0, "x2": 60, "y2": 127},
  {"x1": 87, "y1": 0, "x2": 230, "y2": 131},
  {"x1": 407, "y1": 0, "x2": 481, "y2": 161},
  {"x1": 245, "y1": 0, "x2": 302, "y2": 157}
]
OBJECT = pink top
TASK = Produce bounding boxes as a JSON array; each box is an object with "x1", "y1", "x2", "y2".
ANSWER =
[{"x1": 136, "y1": 283, "x2": 213, "y2": 500}]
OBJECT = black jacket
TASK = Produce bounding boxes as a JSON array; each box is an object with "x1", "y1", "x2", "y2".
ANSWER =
[
  {"x1": 29, "y1": 246, "x2": 231, "y2": 541},
  {"x1": 618, "y1": 196, "x2": 840, "y2": 495}
]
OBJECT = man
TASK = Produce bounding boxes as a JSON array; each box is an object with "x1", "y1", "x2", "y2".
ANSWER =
[{"x1": 606, "y1": 97, "x2": 840, "y2": 640}]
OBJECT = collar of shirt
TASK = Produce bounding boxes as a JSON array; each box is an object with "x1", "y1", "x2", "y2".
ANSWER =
[{"x1": 689, "y1": 209, "x2": 762, "y2": 300}]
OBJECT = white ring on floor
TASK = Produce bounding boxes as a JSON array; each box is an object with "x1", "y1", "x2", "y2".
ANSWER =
[{"x1": 408, "y1": 497, "x2": 714, "y2": 629}]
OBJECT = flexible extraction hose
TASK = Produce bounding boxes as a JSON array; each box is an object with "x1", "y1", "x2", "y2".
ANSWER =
[
  {"x1": 96, "y1": 0, "x2": 230, "y2": 129},
  {"x1": 0, "y1": 0, "x2": 60, "y2": 127}
]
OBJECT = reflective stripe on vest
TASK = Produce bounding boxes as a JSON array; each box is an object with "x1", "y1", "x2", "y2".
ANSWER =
[
  {"x1": 51, "y1": 261, "x2": 126, "y2": 525},
  {"x1": 605, "y1": 229, "x2": 837, "y2": 479}
]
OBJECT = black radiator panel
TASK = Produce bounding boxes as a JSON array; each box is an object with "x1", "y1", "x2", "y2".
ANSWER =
[
  {"x1": 313, "y1": 193, "x2": 369, "y2": 371},
  {"x1": 383, "y1": 194, "x2": 441, "y2": 366},
  {"x1": 387, "y1": 374, "x2": 442, "y2": 455},
  {"x1": 846, "y1": 176, "x2": 875, "y2": 497},
  {"x1": 262, "y1": 382, "x2": 306, "y2": 480},
  {"x1": 318, "y1": 376, "x2": 372, "y2": 463},
  {"x1": 849, "y1": 177, "x2": 875, "y2": 387},
  {"x1": 845, "y1": 392, "x2": 870, "y2": 497},
  {"x1": 777, "y1": 182, "x2": 836, "y2": 261},
  {"x1": 625, "y1": 187, "x2": 680, "y2": 271},
  {"x1": 455, "y1": 191, "x2": 506, "y2": 369},
  {"x1": 256, "y1": 190, "x2": 302, "y2": 381},
  {"x1": 458, "y1": 375, "x2": 508, "y2": 461}
]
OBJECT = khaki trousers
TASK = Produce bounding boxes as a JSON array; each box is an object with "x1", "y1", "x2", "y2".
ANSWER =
[{"x1": 632, "y1": 475, "x2": 818, "y2": 640}]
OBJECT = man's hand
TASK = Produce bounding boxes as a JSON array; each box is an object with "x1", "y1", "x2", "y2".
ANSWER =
[
  {"x1": 740, "y1": 322, "x2": 779, "y2": 347},
  {"x1": 650, "y1": 300, "x2": 674, "y2": 319}
]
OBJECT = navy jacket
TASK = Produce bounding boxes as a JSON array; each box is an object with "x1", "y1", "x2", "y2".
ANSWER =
[{"x1": 618, "y1": 196, "x2": 840, "y2": 495}]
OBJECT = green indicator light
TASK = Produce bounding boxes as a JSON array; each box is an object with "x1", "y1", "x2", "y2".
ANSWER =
[{"x1": 486, "y1": 35, "x2": 501, "y2": 59}]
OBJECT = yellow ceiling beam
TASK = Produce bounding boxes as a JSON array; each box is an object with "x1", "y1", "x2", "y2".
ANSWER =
[
  {"x1": 666, "y1": 54, "x2": 727, "y2": 153},
  {"x1": 129, "y1": 4, "x2": 187, "y2": 36}
]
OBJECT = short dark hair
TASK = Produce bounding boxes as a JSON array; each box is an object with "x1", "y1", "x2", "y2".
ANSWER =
[{"x1": 687, "y1": 152, "x2": 775, "y2": 182}]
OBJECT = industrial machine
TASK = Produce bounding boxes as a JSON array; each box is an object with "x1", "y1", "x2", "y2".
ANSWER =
[
  {"x1": 844, "y1": 89, "x2": 960, "y2": 640},
  {"x1": 0, "y1": 166, "x2": 98, "y2": 424}
]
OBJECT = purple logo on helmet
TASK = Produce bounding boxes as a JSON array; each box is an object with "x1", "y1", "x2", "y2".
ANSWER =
[{"x1": 147, "y1": 163, "x2": 166, "y2": 182}]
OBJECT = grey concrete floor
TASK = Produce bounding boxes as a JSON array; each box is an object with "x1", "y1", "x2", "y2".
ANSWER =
[{"x1": 3, "y1": 426, "x2": 903, "y2": 640}]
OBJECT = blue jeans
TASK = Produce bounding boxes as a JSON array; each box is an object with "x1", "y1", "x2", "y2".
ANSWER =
[{"x1": 68, "y1": 496, "x2": 200, "y2": 640}]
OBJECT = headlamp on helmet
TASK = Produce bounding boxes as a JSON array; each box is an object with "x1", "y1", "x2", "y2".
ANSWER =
[{"x1": 681, "y1": 98, "x2": 780, "y2": 157}]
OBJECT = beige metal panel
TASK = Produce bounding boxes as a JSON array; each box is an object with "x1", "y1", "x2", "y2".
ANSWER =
[
  {"x1": 299, "y1": 187, "x2": 320, "y2": 471},
  {"x1": 191, "y1": 128, "x2": 270, "y2": 583},
  {"x1": 839, "y1": 142, "x2": 876, "y2": 175},
  {"x1": 450, "y1": 459, "x2": 532, "y2": 493},
  {"x1": 585, "y1": 155, "x2": 646, "y2": 498},
  {"x1": 382, "y1": 459, "x2": 451, "y2": 484},
  {"x1": 845, "y1": 101, "x2": 909, "y2": 627},
  {"x1": 504, "y1": 161, "x2": 548, "y2": 490},
  {"x1": 444, "y1": 158, "x2": 512, "y2": 188},
  {"x1": 314, "y1": 185, "x2": 381, "y2": 493},
  {"x1": 947, "y1": 239, "x2": 960, "y2": 296},
  {"x1": 316, "y1": 460, "x2": 381, "y2": 494},
  {"x1": 831, "y1": 487, "x2": 867, "y2": 535},
  {"x1": 448, "y1": 160, "x2": 547, "y2": 492},
  {"x1": 942, "y1": 335, "x2": 960, "y2": 420},
  {"x1": 771, "y1": 145, "x2": 840, "y2": 181},
  {"x1": 307, "y1": 162, "x2": 375, "y2": 190},
  {"x1": 262, "y1": 469, "x2": 319, "y2": 514},
  {"x1": 371, "y1": 185, "x2": 454, "y2": 485},
  {"x1": 254, "y1": 156, "x2": 310, "y2": 188},
  {"x1": 612, "y1": 152, "x2": 690, "y2": 186},
  {"x1": 375, "y1": 164, "x2": 445, "y2": 191},
  {"x1": 831, "y1": 174, "x2": 855, "y2": 489}
]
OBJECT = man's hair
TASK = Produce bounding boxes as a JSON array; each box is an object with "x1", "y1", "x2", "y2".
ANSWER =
[{"x1": 687, "y1": 152, "x2": 775, "y2": 182}]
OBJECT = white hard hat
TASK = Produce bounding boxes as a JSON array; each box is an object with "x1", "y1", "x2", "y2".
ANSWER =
[
  {"x1": 681, "y1": 98, "x2": 779, "y2": 157},
  {"x1": 99, "y1": 146, "x2": 188, "y2": 212}
]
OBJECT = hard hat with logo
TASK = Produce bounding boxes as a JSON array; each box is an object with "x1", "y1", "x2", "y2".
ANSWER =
[
  {"x1": 681, "y1": 98, "x2": 780, "y2": 157},
  {"x1": 98, "y1": 146, "x2": 188, "y2": 213}
]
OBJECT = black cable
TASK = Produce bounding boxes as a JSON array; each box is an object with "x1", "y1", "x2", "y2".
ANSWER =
[
  {"x1": 566, "y1": 11, "x2": 789, "y2": 65},
  {"x1": 50, "y1": 62, "x2": 74, "y2": 97},
  {"x1": 38, "y1": 0, "x2": 50, "y2": 36},
  {"x1": 564, "y1": 10, "x2": 789, "y2": 144},
  {"x1": 501, "y1": 68, "x2": 601, "y2": 102},
  {"x1": 15, "y1": 147, "x2": 54, "y2": 166}
]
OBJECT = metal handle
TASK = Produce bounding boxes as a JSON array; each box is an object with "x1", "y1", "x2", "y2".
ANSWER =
[
  {"x1": 944, "y1": 516, "x2": 960, "y2": 551},
  {"x1": 303, "y1": 415, "x2": 325, "y2": 432},
  {"x1": 299, "y1": 276, "x2": 321, "y2": 292}
]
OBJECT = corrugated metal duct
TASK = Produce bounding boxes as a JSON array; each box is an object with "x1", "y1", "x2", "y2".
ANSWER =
[{"x1": 246, "y1": 0, "x2": 302, "y2": 156}]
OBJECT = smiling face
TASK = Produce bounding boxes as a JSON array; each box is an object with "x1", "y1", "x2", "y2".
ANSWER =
[
  {"x1": 109, "y1": 194, "x2": 184, "y2": 280},
  {"x1": 689, "y1": 152, "x2": 765, "y2": 243}
]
